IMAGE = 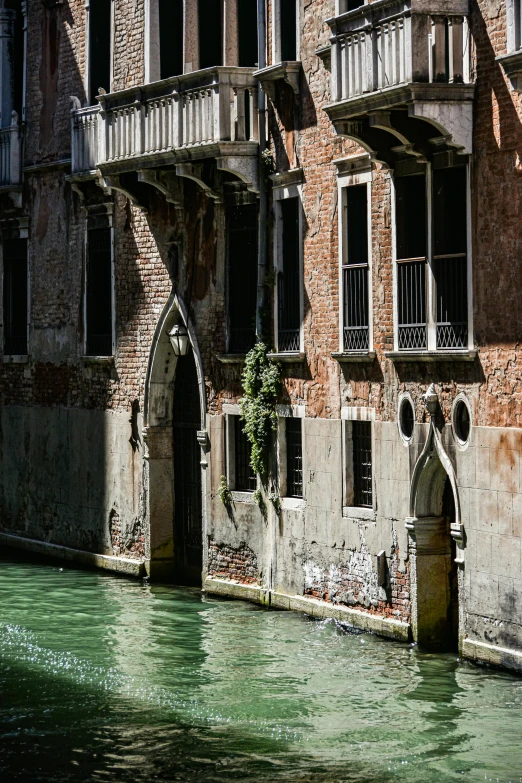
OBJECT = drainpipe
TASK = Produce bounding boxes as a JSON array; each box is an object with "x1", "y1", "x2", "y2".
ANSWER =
[{"x1": 255, "y1": 0, "x2": 267, "y2": 341}]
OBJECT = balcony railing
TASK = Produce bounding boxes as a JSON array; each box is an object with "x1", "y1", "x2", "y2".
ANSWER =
[
  {"x1": 71, "y1": 67, "x2": 258, "y2": 176},
  {"x1": 329, "y1": 0, "x2": 470, "y2": 106},
  {"x1": 0, "y1": 113, "x2": 22, "y2": 188}
]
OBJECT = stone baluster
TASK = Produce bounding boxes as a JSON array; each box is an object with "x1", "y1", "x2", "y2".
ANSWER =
[{"x1": 0, "y1": 6, "x2": 16, "y2": 129}]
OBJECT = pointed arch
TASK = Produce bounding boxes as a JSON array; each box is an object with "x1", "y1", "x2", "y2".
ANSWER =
[{"x1": 409, "y1": 421, "x2": 461, "y2": 526}]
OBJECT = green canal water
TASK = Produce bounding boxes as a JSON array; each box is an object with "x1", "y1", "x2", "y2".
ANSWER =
[{"x1": 1, "y1": 554, "x2": 522, "y2": 783}]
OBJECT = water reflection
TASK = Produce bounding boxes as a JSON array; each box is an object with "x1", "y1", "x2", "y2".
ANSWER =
[{"x1": 1, "y1": 553, "x2": 522, "y2": 783}]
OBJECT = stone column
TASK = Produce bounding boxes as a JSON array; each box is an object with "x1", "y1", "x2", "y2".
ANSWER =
[
  {"x1": 0, "y1": 6, "x2": 16, "y2": 129},
  {"x1": 143, "y1": 426, "x2": 175, "y2": 581},
  {"x1": 184, "y1": 0, "x2": 199, "y2": 73},
  {"x1": 223, "y1": 0, "x2": 238, "y2": 67}
]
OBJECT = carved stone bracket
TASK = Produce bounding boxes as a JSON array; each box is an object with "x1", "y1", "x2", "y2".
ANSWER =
[
  {"x1": 137, "y1": 169, "x2": 183, "y2": 210},
  {"x1": 103, "y1": 174, "x2": 148, "y2": 212},
  {"x1": 175, "y1": 163, "x2": 219, "y2": 201},
  {"x1": 254, "y1": 62, "x2": 301, "y2": 102},
  {"x1": 216, "y1": 156, "x2": 259, "y2": 193}
]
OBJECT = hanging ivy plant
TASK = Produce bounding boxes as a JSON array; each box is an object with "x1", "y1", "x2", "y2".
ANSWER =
[{"x1": 240, "y1": 342, "x2": 282, "y2": 480}]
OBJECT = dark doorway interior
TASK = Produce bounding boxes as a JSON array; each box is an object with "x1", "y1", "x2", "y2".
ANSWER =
[
  {"x1": 89, "y1": 0, "x2": 111, "y2": 104},
  {"x1": 238, "y1": 0, "x2": 258, "y2": 67},
  {"x1": 173, "y1": 350, "x2": 203, "y2": 585},
  {"x1": 198, "y1": 0, "x2": 222, "y2": 68},
  {"x1": 442, "y1": 477, "x2": 459, "y2": 651}
]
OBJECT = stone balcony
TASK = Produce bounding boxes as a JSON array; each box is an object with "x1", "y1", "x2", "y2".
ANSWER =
[
  {"x1": 0, "y1": 112, "x2": 22, "y2": 207},
  {"x1": 325, "y1": 0, "x2": 474, "y2": 166},
  {"x1": 71, "y1": 67, "x2": 260, "y2": 199}
]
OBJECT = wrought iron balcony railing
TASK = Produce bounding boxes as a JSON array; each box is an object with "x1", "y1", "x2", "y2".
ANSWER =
[{"x1": 71, "y1": 67, "x2": 259, "y2": 177}]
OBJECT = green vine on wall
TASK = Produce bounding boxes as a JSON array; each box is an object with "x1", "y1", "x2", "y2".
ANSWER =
[{"x1": 240, "y1": 342, "x2": 282, "y2": 480}]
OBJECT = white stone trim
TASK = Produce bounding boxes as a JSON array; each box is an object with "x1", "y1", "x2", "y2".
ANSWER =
[
  {"x1": 451, "y1": 391, "x2": 472, "y2": 449},
  {"x1": 222, "y1": 402, "x2": 240, "y2": 415},
  {"x1": 341, "y1": 406, "x2": 375, "y2": 421},
  {"x1": 397, "y1": 391, "x2": 415, "y2": 446},
  {"x1": 272, "y1": 0, "x2": 300, "y2": 64},
  {"x1": 273, "y1": 183, "x2": 304, "y2": 354}
]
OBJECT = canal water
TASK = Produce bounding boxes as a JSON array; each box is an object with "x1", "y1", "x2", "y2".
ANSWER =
[{"x1": 1, "y1": 554, "x2": 522, "y2": 783}]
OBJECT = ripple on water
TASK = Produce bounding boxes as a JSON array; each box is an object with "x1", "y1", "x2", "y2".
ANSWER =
[{"x1": 1, "y1": 554, "x2": 522, "y2": 783}]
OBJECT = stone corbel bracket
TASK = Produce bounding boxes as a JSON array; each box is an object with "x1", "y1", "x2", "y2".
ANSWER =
[
  {"x1": 137, "y1": 170, "x2": 183, "y2": 211},
  {"x1": 496, "y1": 50, "x2": 522, "y2": 93},
  {"x1": 175, "y1": 163, "x2": 220, "y2": 201},
  {"x1": 254, "y1": 61, "x2": 301, "y2": 103},
  {"x1": 103, "y1": 175, "x2": 148, "y2": 212},
  {"x1": 216, "y1": 156, "x2": 259, "y2": 194}
]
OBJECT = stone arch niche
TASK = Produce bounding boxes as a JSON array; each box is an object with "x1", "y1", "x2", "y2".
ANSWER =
[
  {"x1": 406, "y1": 386, "x2": 463, "y2": 651},
  {"x1": 143, "y1": 291, "x2": 207, "y2": 582}
]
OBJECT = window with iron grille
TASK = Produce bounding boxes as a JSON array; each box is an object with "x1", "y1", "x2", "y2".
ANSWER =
[
  {"x1": 234, "y1": 417, "x2": 257, "y2": 492},
  {"x1": 227, "y1": 204, "x2": 258, "y2": 353},
  {"x1": 395, "y1": 167, "x2": 468, "y2": 351},
  {"x1": 86, "y1": 227, "x2": 113, "y2": 357},
  {"x1": 395, "y1": 173, "x2": 427, "y2": 350},
  {"x1": 278, "y1": 197, "x2": 301, "y2": 352},
  {"x1": 343, "y1": 184, "x2": 369, "y2": 351},
  {"x1": 3, "y1": 238, "x2": 27, "y2": 355},
  {"x1": 352, "y1": 421, "x2": 372, "y2": 508},
  {"x1": 433, "y1": 167, "x2": 468, "y2": 349},
  {"x1": 286, "y1": 417, "x2": 303, "y2": 498}
]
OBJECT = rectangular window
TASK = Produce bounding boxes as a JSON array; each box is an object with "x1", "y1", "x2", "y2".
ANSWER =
[
  {"x1": 352, "y1": 421, "x2": 372, "y2": 508},
  {"x1": 228, "y1": 204, "x2": 257, "y2": 353},
  {"x1": 280, "y1": 0, "x2": 297, "y2": 61},
  {"x1": 433, "y1": 167, "x2": 468, "y2": 349},
  {"x1": 89, "y1": 0, "x2": 111, "y2": 106},
  {"x1": 278, "y1": 197, "x2": 300, "y2": 352},
  {"x1": 86, "y1": 227, "x2": 113, "y2": 356},
  {"x1": 234, "y1": 418, "x2": 256, "y2": 492},
  {"x1": 3, "y1": 238, "x2": 27, "y2": 355},
  {"x1": 238, "y1": 0, "x2": 258, "y2": 67},
  {"x1": 343, "y1": 184, "x2": 369, "y2": 351},
  {"x1": 286, "y1": 418, "x2": 303, "y2": 498},
  {"x1": 198, "y1": 0, "x2": 222, "y2": 68},
  {"x1": 159, "y1": 0, "x2": 183, "y2": 78},
  {"x1": 395, "y1": 173, "x2": 427, "y2": 350}
]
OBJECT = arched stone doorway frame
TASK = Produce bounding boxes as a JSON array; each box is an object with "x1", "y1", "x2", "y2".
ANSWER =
[
  {"x1": 143, "y1": 291, "x2": 208, "y2": 581},
  {"x1": 406, "y1": 387, "x2": 465, "y2": 650}
]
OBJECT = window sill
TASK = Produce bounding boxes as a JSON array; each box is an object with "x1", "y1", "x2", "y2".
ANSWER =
[
  {"x1": 343, "y1": 506, "x2": 376, "y2": 521},
  {"x1": 332, "y1": 351, "x2": 376, "y2": 363},
  {"x1": 254, "y1": 61, "x2": 301, "y2": 100},
  {"x1": 385, "y1": 350, "x2": 477, "y2": 363},
  {"x1": 1, "y1": 354, "x2": 29, "y2": 363},
  {"x1": 231, "y1": 491, "x2": 256, "y2": 504},
  {"x1": 81, "y1": 355, "x2": 115, "y2": 364},
  {"x1": 281, "y1": 497, "x2": 306, "y2": 511},
  {"x1": 215, "y1": 353, "x2": 247, "y2": 364},
  {"x1": 267, "y1": 351, "x2": 305, "y2": 363}
]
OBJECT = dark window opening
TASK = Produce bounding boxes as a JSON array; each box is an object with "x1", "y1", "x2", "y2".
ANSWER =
[
  {"x1": 238, "y1": 0, "x2": 258, "y2": 67},
  {"x1": 278, "y1": 197, "x2": 300, "y2": 352},
  {"x1": 89, "y1": 0, "x2": 111, "y2": 105},
  {"x1": 454, "y1": 399, "x2": 470, "y2": 443},
  {"x1": 286, "y1": 418, "x2": 303, "y2": 498},
  {"x1": 227, "y1": 204, "x2": 258, "y2": 353},
  {"x1": 86, "y1": 227, "x2": 112, "y2": 356},
  {"x1": 198, "y1": 0, "x2": 222, "y2": 68},
  {"x1": 353, "y1": 421, "x2": 372, "y2": 508},
  {"x1": 280, "y1": 0, "x2": 296, "y2": 61},
  {"x1": 159, "y1": 0, "x2": 183, "y2": 78},
  {"x1": 13, "y1": 5, "x2": 24, "y2": 120},
  {"x1": 234, "y1": 418, "x2": 256, "y2": 491},
  {"x1": 3, "y1": 238, "x2": 27, "y2": 355},
  {"x1": 399, "y1": 397, "x2": 414, "y2": 440},
  {"x1": 433, "y1": 167, "x2": 467, "y2": 348},
  {"x1": 347, "y1": 0, "x2": 365, "y2": 10},
  {"x1": 343, "y1": 184, "x2": 369, "y2": 351},
  {"x1": 395, "y1": 174, "x2": 427, "y2": 350}
]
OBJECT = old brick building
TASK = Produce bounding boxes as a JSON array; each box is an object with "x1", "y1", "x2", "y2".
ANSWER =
[{"x1": 1, "y1": 0, "x2": 522, "y2": 671}]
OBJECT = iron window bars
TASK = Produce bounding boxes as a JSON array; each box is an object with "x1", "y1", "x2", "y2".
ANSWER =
[
  {"x1": 278, "y1": 197, "x2": 301, "y2": 352},
  {"x1": 234, "y1": 418, "x2": 257, "y2": 492},
  {"x1": 343, "y1": 183, "x2": 369, "y2": 351},
  {"x1": 352, "y1": 421, "x2": 372, "y2": 508},
  {"x1": 395, "y1": 168, "x2": 468, "y2": 351},
  {"x1": 286, "y1": 417, "x2": 303, "y2": 498}
]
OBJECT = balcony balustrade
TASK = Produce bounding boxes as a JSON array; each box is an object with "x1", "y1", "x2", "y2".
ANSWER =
[
  {"x1": 325, "y1": 0, "x2": 474, "y2": 161},
  {"x1": 0, "y1": 112, "x2": 22, "y2": 190},
  {"x1": 71, "y1": 67, "x2": 259, "y2": 191}
]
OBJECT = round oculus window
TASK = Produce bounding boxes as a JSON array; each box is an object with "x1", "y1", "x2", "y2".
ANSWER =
[
  {"x1": 399, "y1": 397, "x2": 415, "y2": 440},
  {"x1": 454, "y1": 399, "x2": 471, "y2": 443}
]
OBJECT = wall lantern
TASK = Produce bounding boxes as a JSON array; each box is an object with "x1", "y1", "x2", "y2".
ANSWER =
[{"x1": 167, "y1": 323, "x2": 190, "y2": 356}]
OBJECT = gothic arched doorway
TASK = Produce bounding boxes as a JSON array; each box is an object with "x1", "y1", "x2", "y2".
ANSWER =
[
  {"x1": 408, "y1": 439, "x2": 461, "y2": 652},
  {"x1": 172, "y1": 349, "x2": 203, "y2": 585}
]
